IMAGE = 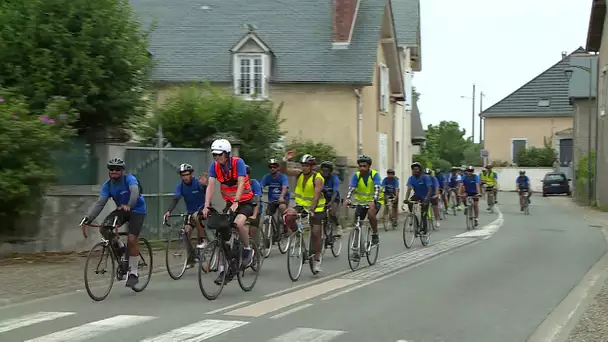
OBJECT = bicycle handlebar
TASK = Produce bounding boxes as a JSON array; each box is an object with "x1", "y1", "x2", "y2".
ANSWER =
[
  {"x1": 348, "y1": 204, "x2": 370, "y2": 209},
  {"x1": 80, "y1": 216, "x2": 119, "y2": 239},
  {"x1": 163, "y1": 213, "x2": 189, "y2": 227}
]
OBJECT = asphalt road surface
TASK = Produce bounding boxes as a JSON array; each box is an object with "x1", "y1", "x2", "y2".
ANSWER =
[{"x1": 0, "y1": 193, "x2": 605, "y2": 342}]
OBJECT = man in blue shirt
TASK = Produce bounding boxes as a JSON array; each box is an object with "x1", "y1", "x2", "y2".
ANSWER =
[
  {"x1": 246, "y1": 165, "x2": 263, "y2": 243},
  {"x1": 81, "y1": 158, "x2": 146, "y2": 288},
  {"x1": 448, "y1": 166, "x2": 463, "y2": 209},
  {"x1": 425, "y1": 168, "x2": 442, "y2": 228},
  {"x1": 260, "y1": 158, "x2": 290, "y2": 233},
  {"x1": 381, "y1": 168, "x2": 400, "y2": 228},
  {"x1": 320, "y1": 161, "x2": 343, "y2": 236},
  {"x1": 404, "y1": 162, "x2": 432, "y2": 233},
  {"x1": 459, "y1": 165, "x2": 481, "y2": 227},
  {"x1": 516, "y1": 170, "x2": 531, "y2": 211},
  {"x1": 163, "y1": 163, "x2": 208, "y2": 267}
]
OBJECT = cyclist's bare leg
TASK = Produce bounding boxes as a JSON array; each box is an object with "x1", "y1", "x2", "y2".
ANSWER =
[
  {"x1": 432, "y1": 203, "x2": 440, "y2": 219},
  {"x1": 391, "y1": 198, "x2": 398, "y2": 219},
  {"x1": 368, "y1": 202, "x2": 379, "y2": 234},
  {"x1": 191, "y1": 214, "x2": 205, "y2": 245},
  {"x1": 473, "y1": 197, "x2": 479, "y2": 218},
  {"x1": 311, "y1": 222, "x2": 322, "y2": 260},
  {"x1": 519, "y1": 191, "x2": 524, "y2": 209},
  {"x1": 234, "y1": 214, "x2": 250, "y2": 248}
]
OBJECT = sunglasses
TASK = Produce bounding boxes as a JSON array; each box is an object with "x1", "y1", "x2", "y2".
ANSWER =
[
  {"x1": 269, "y1": 165, "x2": 278, "y2": 169},
  {"x1": 108, "y1": 167, "x2": 122, "y2": 172},
  {"x1": 180, "y1": 172, "x2": 193, "y2": 177},
  {"x1": 358, "y1": 164, "x2": 369, "y2": 168},
  {"x1": 212, "y1": 153, "x2": 223, "y2": 157}
]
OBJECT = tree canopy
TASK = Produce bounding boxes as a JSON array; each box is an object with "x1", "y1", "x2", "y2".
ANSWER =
[{"x1": 0, "y1": 0, "x2": 154, "y2": 135}]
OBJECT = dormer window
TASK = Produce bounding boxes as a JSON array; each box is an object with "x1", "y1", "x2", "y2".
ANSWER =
[{"x1": 231, "y1": 28, "x2": 272, "y2": 100}]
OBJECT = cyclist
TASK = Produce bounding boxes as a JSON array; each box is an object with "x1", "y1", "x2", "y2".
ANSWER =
[
  {"x1": 481, "y1": 164, "x2": 499, "y2": 209},
  {"x1": 459, "y1": 165, "x2": 481, "y2": 227},
  {"x1": 320, "y1": 161, "x2": 343, "y2": 236},
  {"x1": 202, "y1": 139, "x2": 255, "y2": 278},
  {"x1": 381, "y1": 168, "x2": 400, "y2": 228},
  {"x1": 448, "y1": 166, "x2": 463, "y2": 209},
  {"x1": 404, "y1": 162, "x2": 432, "y2": 235},
  {"x1": 343, "y1": 155, "x2": 381, "y2": 246},
  {"x1": 81, "y1": 158, "x2": 146, "y2": 288},
  {"x1": 260, "y1": 158, "x2": 290, "y2": 234},
  {"x1": 425, "y1": 168, "x2": 441, "y2": 228},
  {"x1": 246, "y1": 165, "x2": 263, "y2": 241},
  {"x1": 280, "y1": 151, "x2": 326, "y2": 272},
  {"x1": 516, "y1": 170, "x2": 532, "y2": 211},
  {"x1": 438, "y1": 168, "x2": 450, "y2": 209},
  {"x1": 163, "y1": 163, "x2": 208, "y2": 268}
]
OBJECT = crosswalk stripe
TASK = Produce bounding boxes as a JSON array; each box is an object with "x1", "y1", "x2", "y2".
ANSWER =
[
  {"x1": 0, "y1": 312, "x2": 76, "y2": 334},
  {"x1": 267, "y1": 327, "x2": 346, "y2": 342},
  {"x1": 141, "y1": 319, "x2": 248, "y2": 341},
  {"x1": 24, "y1": 315, "x2": 156, "y2": 342}
]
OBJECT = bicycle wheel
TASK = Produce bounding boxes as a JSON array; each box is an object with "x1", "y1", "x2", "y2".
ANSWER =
[
  {"x1": 524, "y1": 198, "x2": 530, "y2": 215},
  {"x1": 347, "y1": 229, "x2": 361, "y2": 271},
  {"x1": 330, "y1": 221, "x2": 343, "y2": 257},
  {"x1": 260, "y1": 217, "x2": 273, "y2": 259},
  {"x1": 381, "y1": 208, "x2": 389, "y2": 231},
  {"x1": 277, "y1": 218, "x2": 289, "y2": 254},
  {"x1": 84, "y1": 241, "x2": 116, "y2": 301},
  {"x1": 237, "y1": 239, "x2": 261, "y2": 291},
  {"x1": 165, "y1": 228, "x2": 189, "y2": 280},
  {"x1": 450, "y1": 191, "x2": 458, "y2": 216},
  {"x1": 198, "y1": 240, "x2": 226, "y2": 300},
  {"x1": 287, "y1": 232, "x2": 304, "y2": 281},
  {"x1": 402, "y1": 214, "x2": 416, "y2": 249},
  {"x1": 131, "y1": 237, "x2": 153, "y2": 292},
  {"x1": 420, "y1": 217, "x2": 431, "y2": 246},
  {"x1": 309, "y1": 225, "x2": 325, "y2": 275},
  {"x1": 366, "y1": 226, "x2": 379, "y2": 265}
]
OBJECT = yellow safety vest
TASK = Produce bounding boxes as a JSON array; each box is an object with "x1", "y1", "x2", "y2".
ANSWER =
[
  {"x1": 353, "y1": 170, "x2": 378, "y2": 204},
  {"x1": 481, "y1": 171, "x2": 497, "y2": 186},
  {"x1": 294, "y1": 172, "x2": 326, "y2": 212}
]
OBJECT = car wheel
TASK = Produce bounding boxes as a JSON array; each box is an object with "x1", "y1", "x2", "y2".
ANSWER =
[
  {"x1": 567, "y1": 191, "x2": 571, "y2": 196},
  {"x1": 542, "y1": 192, "x2": 547, "y2": 197}
]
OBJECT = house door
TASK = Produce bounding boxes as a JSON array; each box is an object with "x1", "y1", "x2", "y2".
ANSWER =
[
  {"x1": 559, "y1": 138, "x2": 573, "y2": 166},
  {"x1": 512, "y1": 139, "x2": 527, "y2": 164}
]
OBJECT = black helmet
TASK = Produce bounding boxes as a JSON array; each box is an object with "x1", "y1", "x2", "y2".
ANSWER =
[
  {"x1": 300, "y1": 154, "x2": 316, "y2": 164},
  {"x1": 179, "y1": 163, "x2": 194, "y2": 173},
  {"x1": 387, "y1": 168, "x2": 395, "y2": 174},
  {"x1": 107, "y1": 158, "x2": 125, "y2": 169},
  {"x1": 268, "y1": 158, "x2": 279, "y2": 166},
  {"x1": 357, "y1": 155, "x2": 372, "y2": 165},
  {"x1": 320, "y1": 161, "x2": 334, "y2": 170},
  {"x1": 519, "y1": 170, "x2": 526, "y2": 175},
  {"x1": 245, "y1": 164, "x2": 251, "y2": 174},
  {"x1": 411, "y1": 162, "x2": 422, "y2": 170}
]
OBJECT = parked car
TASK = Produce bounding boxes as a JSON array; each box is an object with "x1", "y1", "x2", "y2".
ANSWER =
[{"x1": 541, "y1": 172, "x2": 571, "y2": 197}]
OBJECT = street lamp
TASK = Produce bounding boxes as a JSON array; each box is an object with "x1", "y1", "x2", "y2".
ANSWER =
[
  {"x1": 460, "y1": 83, "x2": 476, "y2": 142},
  {"x1": 564, "y1": 60, "x2": 595, "y2": 204}
]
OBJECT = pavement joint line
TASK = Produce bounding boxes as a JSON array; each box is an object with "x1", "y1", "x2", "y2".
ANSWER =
[
  {"x1": 269, "y1": 303, "x2": 313, "y2": 319},
  {"x1": 527, "y1": 227, "x2": 608, "y2": 342},
  {"x1": 205, "y1": 300, "x2": 252, "y2": 315}
]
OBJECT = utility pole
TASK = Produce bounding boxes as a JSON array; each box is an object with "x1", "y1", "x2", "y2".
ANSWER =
[
  {"x1": 479, "y1": 92, "x2": 485, "y2": 144},
  {"x1": 471, "y1": 84, "x2": 476, "y2": 141}
]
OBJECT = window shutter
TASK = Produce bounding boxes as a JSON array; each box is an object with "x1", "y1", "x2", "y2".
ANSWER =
[{"x1": 377, "y1": 65, "x2": 382, "y2": 111}]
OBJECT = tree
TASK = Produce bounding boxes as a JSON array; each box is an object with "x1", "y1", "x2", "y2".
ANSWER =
[
  {"x1": 412, "y1": 86, "x2": 420, "y2": 103},
  {"x1": 138, "y1": 86, "x2": 285, "y2": 161},
  {"x1": 0, "y1": 0, "x2": 154, "y2": 135},
  {"x1": 0, "y1": 90, "x2": 76, "y2": 234},
  {"x1": 422, "y1": 121, "x2": 473, "y2": 166},
  {"x1": 285, "y1": 139, "x2": 338, "y2": 163}
]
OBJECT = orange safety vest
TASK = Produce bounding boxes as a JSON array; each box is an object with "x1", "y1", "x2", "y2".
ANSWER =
[{"x1": 213, "y1": 157, "x2": 254, "y2": 202}]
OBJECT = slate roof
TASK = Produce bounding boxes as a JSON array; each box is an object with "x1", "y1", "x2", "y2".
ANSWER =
[
  {"x1": 392, "y1": 0, "x2": 420, "y2": 46},
  {"x1": 479, "y1": 47, "x2": 586, "y2": 118},
  {"x1": 130, "y1": 0, "x2": 388, "y2": 84},
  {"x1": 411, "y1": 98, "x2": 425, "y2": 142}
]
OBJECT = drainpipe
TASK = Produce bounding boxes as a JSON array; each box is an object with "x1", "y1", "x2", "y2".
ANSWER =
[{"x1": 354, "y1": 88, "x2": 363, "y2": 156}]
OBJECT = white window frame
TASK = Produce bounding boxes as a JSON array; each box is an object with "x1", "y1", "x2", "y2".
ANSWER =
[
  {"x1": 511, "y1": 138, "x2": 528, "y2": 164},
  {"x1": 233, "y1": 54, "x2": 269, "y2": 100},
  {"x1": 601, "y1": 66, "x2": 608, "y2": 117},
  {"x1": 379, "y1": 64, "x2": 390, "y2": 112}
]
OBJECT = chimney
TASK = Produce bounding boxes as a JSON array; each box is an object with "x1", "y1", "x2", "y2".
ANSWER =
[
  {"x1": 332, "y1": 0, "x2": 360, "y2": 49},
  {"x1": 561, "y1": 51, "x2": 567, "y2": 59}
]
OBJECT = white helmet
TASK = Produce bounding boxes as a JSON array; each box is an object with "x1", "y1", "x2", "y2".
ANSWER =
[{"x1": 210, "y1": 139, "x2": 231, "y2": 154}]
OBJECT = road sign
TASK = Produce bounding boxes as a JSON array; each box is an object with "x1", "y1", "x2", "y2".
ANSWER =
[{"x1": 480, "y1": 149, "x2": 489, "y2": 157}]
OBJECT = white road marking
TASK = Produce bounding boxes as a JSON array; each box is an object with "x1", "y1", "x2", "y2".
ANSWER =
[
  {"x1": 225, "y1": 278, "x2": 359, "y2": 317},
  {"x1": 270, "y1": 303, "x2": 313, "y2": 319},
  {"x1": 0, "y1": 311, "x2": 75, "y2": 334},
  {"x1": 24, "y1": 315, "x2": 156, "y2": 342},
  {"x1": 454, "y1": 207, "x2": 503, "y2": 238},
  {"x1": 141, "y1": 319, "x2": 248, "y2": 342},
  {"x1": 267, "y1": 327, "x2": 345, "y2": 342},
  {"x1": 204, "y1": 301, "x2": 251, "y2": 314}
]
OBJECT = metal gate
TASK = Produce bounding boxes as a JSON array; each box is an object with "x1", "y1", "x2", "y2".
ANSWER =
[{"x1": 124, "y1": 147, "x2": 212, "y2": 239}]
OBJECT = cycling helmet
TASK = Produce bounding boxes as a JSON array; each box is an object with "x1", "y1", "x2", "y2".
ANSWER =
[
  {"x1": 320, "y1": 161, "x2": 334, "y2": 170},
  {"x1": 357, "y1": 155, "x2": 372, "y2": 165},
  {"x1": 465, "y1": 165, "x2": 474, "y2": 171},
  {"x1": 210, "y1": 139, "x2": 231, "y2": 154},
  {"x1": 486, "y1": 164, "x2": 493, "y2": 169},
  {"x1": 411, "y1": 162, "x2": 422, "y2": 170},
  {"x1": 519, "y1": 170, "x2": 526, "y2": 175},
  {"x1": 387, "y1": 168, "x2": 395, "y2": 174},
  {"x1": 179, "y1": 163, "x2": 194, "y2": 173},
  {"x1": 245, "y1": 164, "x2": 251, "y2": 174},
  {"x1": 268, "y1": 158, "x2": 279, "y2": 166},
  {"x1": 435, "y1": 168, "x2": 441, "y2": 174},
  {"x1": 300, "y1": 154, "x2": 316, "y2": 164},
  {"x1": 424, "y1": 168, "x2": 432, "y2": 175},
  {"x1": 107, "y1": 158, "x2": 125, "y2": 169},
  {"x1": 451, "y1": 166, "x2": 458, "y2": 171}
]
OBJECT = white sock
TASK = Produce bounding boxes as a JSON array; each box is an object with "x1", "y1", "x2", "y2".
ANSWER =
[{"x1": 129, "y1": 256, "x2": 139, "y2": 276}]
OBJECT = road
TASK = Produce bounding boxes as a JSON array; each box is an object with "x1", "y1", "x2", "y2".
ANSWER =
[{"x1": 0, "y1": 192, "x2": 606, "y2": 342}]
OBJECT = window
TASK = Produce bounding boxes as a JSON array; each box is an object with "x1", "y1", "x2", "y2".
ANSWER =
[
  {"x1": 537, "y1": 99, "x2": 550, "y2": 107},
  {"x1": 544, "y1": 174, "x2": 566, "y2": 182},
  {"x1": 379, "y1": 64, "x2": 389, "y2": 112},
  {"x1": 511, "y1": 138, "x2": 527, "y2": 164},
  {"x1": 235, "y1": 55, "x2": 266, "y2": 98}
]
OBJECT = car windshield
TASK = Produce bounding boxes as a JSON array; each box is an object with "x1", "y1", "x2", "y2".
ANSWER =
[{"x1": 545, "y1": 174, "x2": 566, "y2": 181}]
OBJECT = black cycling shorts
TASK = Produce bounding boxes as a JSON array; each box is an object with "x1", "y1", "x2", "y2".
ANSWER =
[
  {"x1": 102, "y1": 209, "x2": 145, "y2": 236},
  {"x1": 294, "y1": 205, "x2": 325, "y2": 226},
  {"x1": 224, "y1": 200, "x2": 255, "y2": 218}
]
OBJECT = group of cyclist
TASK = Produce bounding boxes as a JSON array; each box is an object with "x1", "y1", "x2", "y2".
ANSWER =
[{"x1": 79, "y1": 137, "x2": 533, "y2": 287}]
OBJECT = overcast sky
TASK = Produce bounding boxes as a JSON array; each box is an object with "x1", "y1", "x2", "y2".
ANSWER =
[{"x1": 415, "y1": 0, "x2": 592, "y2": 142}]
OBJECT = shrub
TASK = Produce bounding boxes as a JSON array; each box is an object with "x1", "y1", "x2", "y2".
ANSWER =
[{"x1": 284, "y1": 139, "x2": 338, "y2": 163}]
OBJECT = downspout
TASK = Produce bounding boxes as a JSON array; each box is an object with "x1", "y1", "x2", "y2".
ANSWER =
[{"x1": 354, "y1": 88, "x2": 363, "y2": 156}]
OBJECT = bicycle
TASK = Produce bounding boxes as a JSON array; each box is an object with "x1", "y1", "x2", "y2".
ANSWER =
[
  {"x1": 347, "y1": 204, "x2": 380, "y2": 271},
  {"x1": 322, "y1": 205, "x2": 342, "y2": 258},
  {"x1": 484, "y1": 185, "x2": 496, "y2": 213},
  {"x1": 286, "y1": 208, "x2": 326, "y2": 281},
  {"x1": 448, "y1": 188, "x2": 459, "y2": 216},
  {"x1": 198, "y1": 207, "x2": 261, "y2": 300},
  {"x1": 402, "y1": 200, "x2": 431, "y2": 248},
  {"x1": 260, "y1": 200, "x2": 289, "y2": 258},
  {"x1": 382, "y1": 195, "x2": 398, "y2": 231},
  {"x1": 163, "y1": 213, "x2": 206, "y2": 280},
  {"x1": 427, "y1": 199, "x2": 437, "y2": 231},
  {"x1": 521, "y1": 191, "x2": 531, "y2": 215},
  {"x1": 462, "y1": 194, "x2": 480, "y2": 230},
  {"x1": 80, "y1": 216, "x2": 153, "y2": 301},
  {"x1": 437, "y1": 191, "x2": 447, "y2": 220}
]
